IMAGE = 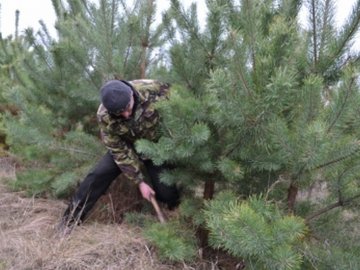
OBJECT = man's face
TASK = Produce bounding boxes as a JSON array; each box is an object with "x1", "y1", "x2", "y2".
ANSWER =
[{"x1": 118, "y1": 94, "x2": 134, "y2": 119}]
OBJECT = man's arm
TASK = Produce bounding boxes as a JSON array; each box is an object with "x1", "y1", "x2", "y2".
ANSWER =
[
  {"x1": 139, "y1": 181, "x2": 155, "y2": 201},
  {"x1": 101, "y1": 130, "x2": 155, "y2": 201}
]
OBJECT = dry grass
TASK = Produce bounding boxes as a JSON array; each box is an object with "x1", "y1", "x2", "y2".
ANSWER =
[
  {"x1": 0, "y1": 157, "x2": 184, "y2": 270},
  {"x1": 0, "y1": 158, "x2": 238, "y2": 270},
  {"x1": 0, "y1": 182, "x2": 187, "y2": 270},
  {"x1": 0, "y1": 158, "x2": 15, "y2": 180}
]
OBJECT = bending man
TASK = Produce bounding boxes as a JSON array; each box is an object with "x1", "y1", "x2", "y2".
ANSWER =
[{"x1": 61, "y1": 79, "x2": 180, "y2": 227}]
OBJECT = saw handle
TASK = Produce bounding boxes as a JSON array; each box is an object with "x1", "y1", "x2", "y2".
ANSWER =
[{"x1": 150, "y1": 195, "x2": 167, "y2": 224}]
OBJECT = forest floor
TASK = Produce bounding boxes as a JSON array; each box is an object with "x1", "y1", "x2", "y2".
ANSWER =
[
  {"x1": 0, "y1": 184, "x2": 183, "y2": 270},
  {"x1": 0, "y1": 158, "x2": 236, "y2": 270}
]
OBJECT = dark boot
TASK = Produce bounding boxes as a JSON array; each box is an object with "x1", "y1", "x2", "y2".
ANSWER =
[{"x1": 60, "y1": 151, "x2": 121, "y2": 227}]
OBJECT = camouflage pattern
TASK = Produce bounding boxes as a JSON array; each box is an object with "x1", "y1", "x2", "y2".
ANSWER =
[{"x1": 97, "y1": 79, "x2": 170, "y2": 184}]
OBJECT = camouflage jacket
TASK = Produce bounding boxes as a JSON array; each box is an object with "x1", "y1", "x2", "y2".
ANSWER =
[{"x1": 97, "y1": 79, "x2": 170, "y2": 184}]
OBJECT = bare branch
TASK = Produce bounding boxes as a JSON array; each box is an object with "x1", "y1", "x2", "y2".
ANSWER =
[{"x1": 306, "y1": 193, "x2": 360, "y2": 221}]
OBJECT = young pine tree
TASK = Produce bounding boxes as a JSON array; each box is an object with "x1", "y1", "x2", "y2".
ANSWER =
[
  {"x1": 137, "y1": 0, "x2": 360, "y2": 268},
  {"x1": 0, "y1": 0, "x2": 165, "y2": 197}
]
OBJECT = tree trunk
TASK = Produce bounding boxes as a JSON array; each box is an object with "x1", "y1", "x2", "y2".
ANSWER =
[
  {"x1": 203, "y1": 179, "x2": 215, "y2": 200},
  {"x1": 198, "y1": 180, "x2": 215, "y2": 248},
  {"x1": 139, "y1": 0, "x2": 155, "y2": 79},
  {"x1": 140, "y1": 45, "x2": 147, "y2": 79},
  {"x1": 287, "y1": 183, "x2": 298, "y2": 213}
]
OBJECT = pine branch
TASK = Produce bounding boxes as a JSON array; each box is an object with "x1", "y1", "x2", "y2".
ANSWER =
[
  {"x1": 309, "y1": 0, "x2": 318, "y2": 66},
  {"x1": 110, "y1": 0, "x2": 116, "y2": 38},
  {"x1": 242, "y1": 0, "x2": 257, "y2": 74},
  {"x1": 169, "y1": 0, "x2": 212, "y2": 59},
  {"x1": 305, "y1": 193, "x2": 360, "y2": 221},
  {"x1": 23, "y1": 58, "x2": 52, "y2": 87},
  {"x1": 38, "y1": 20, "x2": 53, "y2": 50},
  {"x1": 139, "y1": 0, "x2": 155, "y2": 78},
  {"x1": 229, "y1": 30, "x2": 253, "y2": 97},
  {"x1": 283, "y1": 0, "x2": 302, "y2": 20},
  {"x1": 100, "y1": 0, "x2": 115, "y2": 72},
  {"x1": 326, "y1": 0, "x2": 360, "y2": 67},
  {"x1": 51, "y1": 0, "x2": 62, "y2": 18},
  {"x1": 336, "y1": 175, "x2": 344, "y2": 204},
  {"x1": 223, "y1": 140, "x2": 242, "y2": 157},
  {"x1": 306, "y1": 160, "x2": 360, "y2": 222},
  {"x1": 123, "y1": 38, "x2": 133, "y2": 75},
  {"x1": 51, "y1": 146, "x2": 99, "y2": 157},
  {"x1": 68, "y1": 48, "x2": 98, "y2": 89},
  {"x1": 80, "y1": 0, "x2": 92, "y2": 18},
  {"x1": 318, "y1": 0, "x2": 332, "y2": 60},
  {"x1": 313, "y1": 145, "x2": 360, "y2": 170},
  {"x1": 119, "y1": 0, "x2": 130, "y2": 16},
  {"x1": 326, "y1": 76, "x2": 355, "y2": 133},
  {"x1": 24, "y1": 30, "x2": 54, "y2": 72}
]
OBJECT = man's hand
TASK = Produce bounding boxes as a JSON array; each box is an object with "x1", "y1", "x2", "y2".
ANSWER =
[{"x1": 138, "y1": 181, "x2": 155, "y2": 201}]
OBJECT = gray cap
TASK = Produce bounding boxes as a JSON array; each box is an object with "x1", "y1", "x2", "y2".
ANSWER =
[{"x1": 100, "y1": 80, "x2": 132, "y2": 114}]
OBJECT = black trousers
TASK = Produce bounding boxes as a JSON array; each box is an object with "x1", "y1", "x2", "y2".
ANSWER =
[{"x1": 63, "y1": 151, "x2": 179, "y2": 224}]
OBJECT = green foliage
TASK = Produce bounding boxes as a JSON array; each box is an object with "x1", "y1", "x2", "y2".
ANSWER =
[
  {"x1": 136, "y1": 85, "x2": 212, "y2": 168},
  {"x1": 217, "y1": 157, "x2": 244, "y2": 183},
  {"x1": 302, "y1": 209, "x2": 360, "y2": 269},
  {"x1": 51, "y1": 171, "x2": 78, "y2": 197},
  {"x1": 178, "y1": 197, "x2": 205, "y2": 226},
  {"x1": 124, "y1": 211, "x2": 157, "y2": 228},
  {"x1": 137, "y1": 1, "x2": 360, "y2": 266},
  {"x1": 302, "y1": 243, "x2": 360, "y2": 270},
  {"x1": 1, "y1": 0, "x2": 360, "y2": 268},
  {"x1": 10, "y1": 169, "x2": 54, "y2": 197},
  {"x1": 204, "y1": 192, "x2": 307, "y2": 270},
  {"x1": 3, "y1": 101, "x2": 104, "y2": 196},
  {"x1": 0, "y1": 0, "x2": 165, "y2": 198},
  {"x1": 143, "y1": 221, "x2": 197, "y2": 262}
]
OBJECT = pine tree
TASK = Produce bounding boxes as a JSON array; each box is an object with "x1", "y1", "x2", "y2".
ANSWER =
[
  {"x1": 0, "y1": 0, "x2": 165, "y2": 197},
  {"x1": 0, "y1": 9, "x2": 23, "y2": 154},
  {"x1": 1, "y1": 0, "x2": 360, "y2": 268},
  {"x1": 136, "y1": 0, "x2": 360, "y2": 268}
]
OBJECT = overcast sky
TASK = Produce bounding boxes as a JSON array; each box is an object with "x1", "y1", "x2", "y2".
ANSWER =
[{"x1": 0, "y1": 0, "x2": 358, "y2": 51}]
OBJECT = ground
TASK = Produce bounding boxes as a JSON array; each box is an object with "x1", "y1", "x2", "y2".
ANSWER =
[
  {"x1": 0, "y1": 182, "x2": 186, "y2": 270},
  {"x1": 0, "y1": 157, "x2": 181, "y2": 270},
  {"x1": 0, "y1": 158, "x2": 238, "y2": 270}
]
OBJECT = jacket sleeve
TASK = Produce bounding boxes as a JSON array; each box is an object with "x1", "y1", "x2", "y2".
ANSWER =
[{"x1": 100, "y1": 128, "x2": 146, "y2": 185}]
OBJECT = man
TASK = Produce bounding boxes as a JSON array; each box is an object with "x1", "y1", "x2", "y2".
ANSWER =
[{"x1": 60, "y1": 79, "x2": 180, "y2": 228}]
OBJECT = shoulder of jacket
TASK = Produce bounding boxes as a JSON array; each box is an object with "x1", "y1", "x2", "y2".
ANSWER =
[
  {"x1": 129, "y1": 79, "x2": 171, "y2": 96},
  {"x1": 97, "y1": 103, "x2": 110, "y2": 124}
]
